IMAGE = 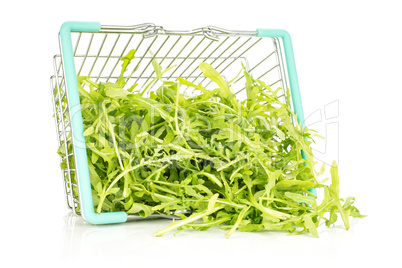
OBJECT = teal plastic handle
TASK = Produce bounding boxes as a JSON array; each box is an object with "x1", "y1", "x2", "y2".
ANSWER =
[
  {"x1": 257, "y1": 29, "x2": 317, "y2": 196},
  {"x1": 59, "y1": 21, "x2": 127, "y2": 224}
]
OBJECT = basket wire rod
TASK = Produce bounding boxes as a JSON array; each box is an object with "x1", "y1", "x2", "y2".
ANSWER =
[
  {"x1": 57, "y1": 59, "x2": 63, "y2": 77},
  {"x1": 59, "y1": 89, "x2": 67, "y2": 104},
  {"x1": 133, "y1": 35, "x2": 171, "y2": 85},
  {"x1": 216, "y1": 38, "x2": 261, "y2": 80},
  {"x1": 50, "y1": 76, "x2": 72, "y2": 211},
  {"x1": 58, "y1": 128, "x2": 66, "y2": 139},
  {"x1": 179, "y1": 39, "x2": 215, "y2": 80},
  {"x1": 71, "y1": 55, "x2": 251, "y2": 60},
  {"x1": 88, "y1": 34, "x2": 108, "y2": 77},
  {"x1": 55, "y1": 32, "x2": 80, "y2": 78},
  {"x1": 257, "y1": 64, "x2": 279, "y2": 81},
  {"x1": 126, "y1": 35, "x2": 159, "y2": 83},
  {"x1": 214, "y1": 38, "x2": 251, "y2": 71},
  {"x1": 78, "y1": 74, "x2": 220, "y2": 80},
  {"x1": 234, "y1": 50, "x2": 276, "y2": 85},
  {"x1": 55, "y1": 37, "x2": 80, "y2": 215},
  {"x1": 57, "y1": 57, "x2": 63, "y2": 78},
  {"x1": 65, "y1": 136, "x2": 72, "y2": 143},
  {"x1": 62, "y1": 153, "x2": 75, "y2": 160},
  {"x1": 56, "y1": 32, "x2": 81, "y2": 103},
  {"x1": 59, "y1": 134, "x2": 72, "y2": 146},
  {"x1": 54, "y1": 55, "x2": 66, "y2": 93},
  {"x1": 63, "y1": 179, "x2": 78, "y2": 188},
  {"x1": 273, "y1": 37, "x2": 290, "y2": 107},
  {"x1": 56, "y1": 117, "x2": 64, "y2": 127},
  {"x1": 62, "y1": 103, "x2": 69, "y2": 116},
  {"x1": 153, "y1": 36, "x2": 181, "y2": 66},
  {"x1": 53, "y1": 56, "x2": 75, "y2": 212},
  {"x1": 58, "y1": 78, "x2": 66, "y2": 100},
  {"x1": 270, "y1": 79, "x2": 281, "y2": 87},
  {"x1": 204, "y1": 38, "x2": 261, "y2": 88},
  {"x1": 164, "y1": 36, "x2": 195, "y2": 72},
  {"x1": 274, "y1": 38, "x2": 288, "y2": 89},
  {"x1": 200, "y1": 37, "x2": 248, "y2": 87},
  {"x1": 167, "y1": 37, "x2": 206, "y2": 80},
  {"x1": 99, "y1": 24, "x2": 258, "y2": 39},
  {"x1": 165, "y1": 26, "x2": 256, "y2": 40},
  {"x1": 77, "y1": 33, "x2": 95, "y2": 77},
  {"x1": 180, "y1": 39, "x2": 215, "y2": 94},
  {"x1": 57, "y1": 117, "x2": 70, "y2": 129},
  {"x1": 95, "y1": 34, "x2": 121, "y2": 83},
  {"x1": 190, "y1": 37, "x2": 240, "y2": 84},
  {"x1": 54, "y1": 55, "x2": 66, "y2": 106},
  {"x1": 144, "y1": 36, "x2": 194, "y2": 93},
  {"x1": 73, "y1": 33, "x2": 82, "y2": 56},
  {"x1": 142, "y1": 36, "x2": 182, "y2": 86},
  {"x1": 53, "y1": 91, "x2": 64, "y2": 115},
  {"x1": 99, "y1": 23, "x2": 157, "y2": 33},
  {"x1": 235, "y1": 64, "x2": 279, "y2": 95},
  {"x1": 106, "y1": 34, "x2": 135, "y2": 82},
  {"x1": 185, "y1": 36, "x2": 229, "y2": 84}
]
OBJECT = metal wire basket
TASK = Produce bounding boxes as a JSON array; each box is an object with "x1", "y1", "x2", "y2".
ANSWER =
[{"x1": 51, "y1": 21, "x2": 307, "y2": 224}]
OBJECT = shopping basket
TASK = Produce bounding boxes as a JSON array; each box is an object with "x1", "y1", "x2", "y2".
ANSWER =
[{"x1": 50, "y1": 21, "x2": 310, "y2": 224}]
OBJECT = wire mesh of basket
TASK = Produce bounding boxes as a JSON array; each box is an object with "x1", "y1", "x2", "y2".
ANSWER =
[{"x1": 50, "y1": 21, "x2": 307, "y2": 224}]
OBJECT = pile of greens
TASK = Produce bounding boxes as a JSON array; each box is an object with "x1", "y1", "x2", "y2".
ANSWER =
[{"x1": 58, "y1": 49, "x2": 364, "y2": 238}]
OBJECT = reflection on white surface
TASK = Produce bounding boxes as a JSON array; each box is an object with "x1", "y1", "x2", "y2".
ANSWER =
[
  {"x1": 61, "y1": 212, "x2": 368, "y2": 266},
  {"x1": 61, "y1": 212, "x2": 173, "y2": 263}
]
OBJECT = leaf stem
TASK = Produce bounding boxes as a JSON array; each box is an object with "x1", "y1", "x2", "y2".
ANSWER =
[{"x1": 154, "y1": 205, "x2": 225, "y2": 237}]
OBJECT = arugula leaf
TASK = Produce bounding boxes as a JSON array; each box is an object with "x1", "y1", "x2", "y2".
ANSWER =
[
  {"x1": 303, "y1": 214, "x2": 318, "y2": 238},
  {"x1": 117, "y1": 49, "x2": 136, "y2": 88},
  {"x1": 127, "y1": 203, "x2": 154, "y2": 217},
  {"x1": 55, "y1": 49, "x2": 364, "y2": 238}
]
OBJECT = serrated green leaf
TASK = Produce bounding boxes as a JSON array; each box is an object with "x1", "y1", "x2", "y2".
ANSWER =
[
  {"x1": 285, "y1": 192, "x2": 317, "y2": 208},
  {"x1": 83, "y1": 126, "x2": 94, "y2": 136},
  {"x1": 207, "y1": 193, "x2": 219, "y2": 214},
  {"x1": 127, "y1": 203, "x2": 154, "y2": 218},
  {"x1": 63, "y1": 52, "x2": 364, "y2": 238},
  {"x1": 303, "y1": 214, "x2": 318, "y2": 238}
]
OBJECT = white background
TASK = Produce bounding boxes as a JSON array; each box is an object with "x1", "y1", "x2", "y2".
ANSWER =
[{"x1": 1, "y1": 0, "x2": 401, "y2": 267}]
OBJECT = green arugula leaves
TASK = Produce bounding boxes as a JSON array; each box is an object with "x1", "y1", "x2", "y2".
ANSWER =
[{"x1": 56, "y1": 49, "x2": 364, "y2": 238}]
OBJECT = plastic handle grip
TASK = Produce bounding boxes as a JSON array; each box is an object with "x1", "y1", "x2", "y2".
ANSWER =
[
  {"x1": 59, "y1": 21, "x2": 127, "y2": 224},
  {"x1": 257, "y1": 29, "x2": 317, "y2": 196}
]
